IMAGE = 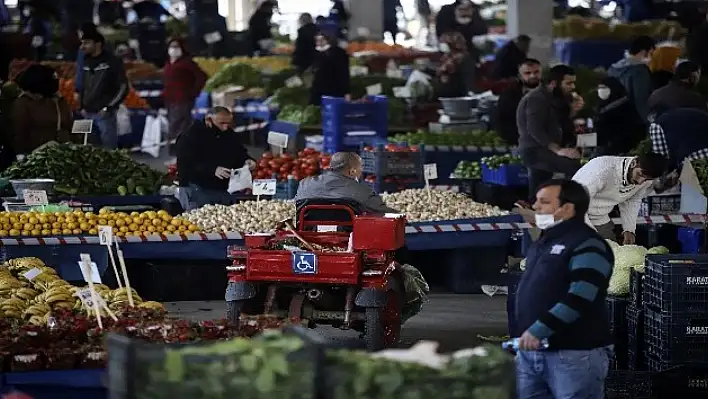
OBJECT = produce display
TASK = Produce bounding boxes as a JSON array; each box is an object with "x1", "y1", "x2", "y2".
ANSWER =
[
  {"x1": 2, "y1": 144, "x2": 166, "y2": 196},
  {"x1": 272, "y1": 86, "x2": 309, "y2": 107},
  {"x1": 195, "y1": 56, "x2": 293, "y2": 77},
  {"x1": 278, "y1": 104, "x2": 322, "y2": 125},
  {"x1": 381, "y1": 190, "x2": 507, "y2": 222},
  {"x1": 253, "y1": 149, "x2": 330, "y2": 181},
  {"x1": 453, "y1": 161, "x2": 482, "y2": 179},
  {"x1": 9, "y1": 60, "x2": 162, "y2": 82},
  {"x1": 204, "y1": 63, "x2": 263, "y2": 92},
  {"x1": 389, "y1": 130, "x2": 507, "y2": 147},
  {"x1": 605, "y1": 240, "x2": 669, "y2": 296},
  {"x1": 0, "y1": 257, "x2": 164, "y2": 322},
  {"x1": 552, "y1": 17, "x2": 683, "y2": 40},
  {"x1": 480, "y1": 154, "x2": 523, "y2": 169},
  {"x1": 690, "y1": 158, "x2": 708, "y2": 196},
  {"x1": 361, "y1": 143, "x2": 419, "y2": 152},
  {"x1": 181, "y1": 201, "x2": 296, "y2": 233}
]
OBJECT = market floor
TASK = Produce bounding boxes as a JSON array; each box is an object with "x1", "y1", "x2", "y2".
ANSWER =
[{"x1": 163, "y1": 294, "x2": 509, "y2": 352}]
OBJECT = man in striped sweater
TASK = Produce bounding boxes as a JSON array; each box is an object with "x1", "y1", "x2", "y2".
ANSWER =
[{"x1": 515, "y1": 179, "x2": 614, "y2": 398}]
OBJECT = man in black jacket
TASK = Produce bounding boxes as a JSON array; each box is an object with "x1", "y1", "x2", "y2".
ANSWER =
[
  {"x1": 176, "y1": 107, "x2": 256, "y2": 210},
  {"x1": 515, "y1": 178, "x2": 614, "y2": 397},
  {"x1": 79, "y1": 30, "x2": 128, "y2": 149},
  {"x1": 494, "y1": 58, "x2": 541, "y2": 146},
  {"x1": 492, "y1": 35, "x2": 531, "y2": 79},
  {"x1": 291, "y1": 13, "x2": 318, "y2": 74},
  {"x1": 647, "y1": 60, "x2": 707, "y2": 116}
]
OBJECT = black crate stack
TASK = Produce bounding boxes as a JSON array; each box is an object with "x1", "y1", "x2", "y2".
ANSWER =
[
  {"x1": 640, "y1": 255, "x2": 708, "y2": 395},
  {"x1": 606, "y1": 296, "x2": 630, "y2": 369}
]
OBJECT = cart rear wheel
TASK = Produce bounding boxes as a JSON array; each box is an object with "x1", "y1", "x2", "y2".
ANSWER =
[
  {"x1": 226, "y1": 300, "x2": 245, "y2": 326},
  {"x1": 364, "y1": 280, "x2": 403, "y2": 351}
]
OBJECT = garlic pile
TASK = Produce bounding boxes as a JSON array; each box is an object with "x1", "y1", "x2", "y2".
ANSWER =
[
  {"x1": 181, "y1": 200, "x2": 295, "y2": 233},
  {"x1": 381, "y1": 189, "x2": 507, "y2": 222}
]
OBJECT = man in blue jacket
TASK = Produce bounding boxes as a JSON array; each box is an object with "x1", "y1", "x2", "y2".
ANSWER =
[
  {"x1": 608, "y1": 35, "x2": 656, "y2": 121},
  {"x1": 515, "y1": 178, "x2": 614, "y2": 398}
]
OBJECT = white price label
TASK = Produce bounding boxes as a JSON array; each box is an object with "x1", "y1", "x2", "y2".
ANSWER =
[
  {"x1": 71, "y1": 119, "x2": 93, "y2": 134},
  {"x1": 316, "y1": 225, "x2": 338, "y2": 232},
  {"x1": 98, "y1": 225, "x2": 113, "y2": 246},
  {"x1": 386, "y1": 69, "x2": 403, "y2": 78},
  {"x1": 267, "y1": 131, "x2": 289, "y2": 148},
  {"x1": 203, "y1": 31, "x2": 222, "y2": 44},
  {"x1": 576, "y1": 133, "x2": 598, "y2": 148},
  {"x1": 393, "y1": 86, "x2": 411, "y2": 98},
  {"x1": 285, "y1": 76, "x2": 303, "y2": 88},
  {"x1": 424, "y1": 164, "x2": 438, "y2": 180},
  {"x1": 79, "y1": 254, "x2": 102, "y2": 284},
  {"x1": 350, "y1": 66, "x2": 369, "y2": 76},
  {"x1": 366, "y1": 84, "x2": 382, "y2": 95},
  {"x1": 23, "y1": 190, "x2": 48, "y2": 205},
  {"x1": 23, "y1": 268, "x2": 42, "y2": 281},
  {"x1": 252, "y1": 179, "x2": 277, "y2": 196},
  {"x1": 74, "y1": 287, "x2": 107, "y2": 308}
]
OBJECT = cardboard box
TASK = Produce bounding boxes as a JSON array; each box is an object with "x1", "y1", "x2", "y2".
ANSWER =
[
  {"x1": 680, "y1": 160, "x2": 706, "y2": 213},
  {"x1": 210, "y1": 85, "x2": 245, "y2": 108}
]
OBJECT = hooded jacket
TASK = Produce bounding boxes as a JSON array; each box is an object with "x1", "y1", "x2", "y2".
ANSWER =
[
  {"x1": 607, "y1": 57, "x2": 653, "y2": 121},
  {"x1": 80, "y1": 50, "x2": 128, "y2": 112}
]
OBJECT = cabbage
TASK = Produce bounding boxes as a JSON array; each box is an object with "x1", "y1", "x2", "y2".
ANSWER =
[
  {"x1": 608, "y1": 267, "x2": 631, "y2": 295},
  {"x1": 605, "y1": 239, "x2": 620, "y2": 255},
  {"x1": 632, "y1": 264, "x2": 645, "y2": 274},
  {"x1": 614, "y1": 245, "x2": 647, "y2": 270},
  {"x1": 647, "y1": 246, "x2": 669, "y2": 255},
  {"x1": 519, "y1": 258, "x2": 526, "y2": 271}
]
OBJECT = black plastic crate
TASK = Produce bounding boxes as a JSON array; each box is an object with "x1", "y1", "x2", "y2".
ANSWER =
[
  {"x1": 361, "y1": 145, "x2": 424, "y2": 176},
  {"x1": 626, "y1": 304, "x2": 645, "y2": 370},
  {"x1": 604, "y1": 370, "x2": 652, "y2": 399},
  {"x1": 644, "y1": 307, "x2": 708, "y2": 364},
  {"x1": 629, "y1": 269, "x2": 643, "y2": 307},
  {"x1": 456, "y1": 178, "x2": 480, "y2": 200},
  {"x1": 644, "y1": 254, "x2": 708, "y2": 313},
  {"x1": 606, "y1": 296, "x2": 630, "y2": 369},
  {"x1": 638, "y1": 194, "x2": 680, "y2": 216},
  {"x1": 649, "y1": 361, "x2": 708, "y2": 395}
]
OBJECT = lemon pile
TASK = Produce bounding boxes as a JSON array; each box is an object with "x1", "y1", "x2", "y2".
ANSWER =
[
  {"x1": 0, "y1": 208, "x2": 199, "y2": 237},
  {"x1": 0, "y1": 257, "x2": 164, "y2": 325}
]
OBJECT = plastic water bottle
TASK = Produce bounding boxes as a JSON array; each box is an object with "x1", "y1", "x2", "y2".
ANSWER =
[{"x1": 501, "y1": 338, "x2": 550, "y2": 351}]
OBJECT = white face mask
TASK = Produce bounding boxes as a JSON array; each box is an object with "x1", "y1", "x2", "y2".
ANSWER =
[
  {"x1": 643, "y1": 57, "x2": 651, "y2": 64},
  {"x1": 22, "y1": 8, "x2": 30, "y2": 17},
  {"x1": 597, "y1": 88, "x2": 611, "y2": 100},
  {"x1": 456, "y1": 17, "x2": 472, "y2": 24},
  {"x1": 168, "y1": 47, "x2": 182, "y2": 59},
  {"x1": 534, "y1": 213, "x2": 560, "y2": 230},
  {"x1": 439, "y1": 43, "x2": 450, "y2": 53},
  {"x1": 316, "y1": 45, "x2": 330, "y2": 52}
]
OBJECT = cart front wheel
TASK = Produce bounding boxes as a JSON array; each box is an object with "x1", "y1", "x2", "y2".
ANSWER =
[
  {"x1": 226, "y1": 300, "x2": 246, "y2": 326},
  {"x1": 364, "y1": 282, "x2": 403, "y2": 351}
]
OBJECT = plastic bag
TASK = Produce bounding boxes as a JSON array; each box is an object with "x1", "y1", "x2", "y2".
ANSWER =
[
  {"x1": 401, "y1": 264, "x2": 430, "y2": 322},
  {"x1": 117, "y1": 105, "x2": 132, "y2": 137},
  {"x1": 227, "y1": 165, "x2": 252, "y2": 194},
  {"x1": 140, "y1": 115, "x2": 161, "y2": 158}
]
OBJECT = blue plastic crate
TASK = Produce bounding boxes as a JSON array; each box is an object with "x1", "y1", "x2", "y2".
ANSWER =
[
  {"x1": 481, "y1": 163, "x2": 528, "y2": 186},
  {"x1": 644, "y1": 254, "x2": 708, "y2": 313},
  {"x1": 644, "y1": 307, "x2": 708, "y2": 364},
  {"x1": 360, "y1": 144, "x2": 424, "y2": 176},
  {"x1": 423, "y1": 146, "x2": 504, "y2": 185},
  {"x1": 678, "y1": 227, "x2": 704, "y2": 254},
  {"x1": 322, "y1": 96, "x2": 388, "y2": 153},
  {"x1": 444, "y1": 247, "x2": 508, "y2": 294},
  {"x1": 194, "y1": 91, "x2": 211, "y2": 111}
]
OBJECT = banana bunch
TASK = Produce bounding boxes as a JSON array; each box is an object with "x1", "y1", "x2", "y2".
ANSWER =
[
  {"x1": 7, "y1": 257, "x2": 45, "y2": 271},
  {"x1": 0, "y1": 297, "x2": 26, "y2": 318},
  {"x1": 138, "y1": 301, "x2": 165, "y2": 311},
  {"x1": 105, "y1": 287, "x2": 143, "y2": 311}
]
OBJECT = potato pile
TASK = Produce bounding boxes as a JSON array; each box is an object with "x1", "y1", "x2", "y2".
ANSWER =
[
  {"x1": 181, "y1": 201, "x2": 296, "y2": 233},
  {"x1": 381, "y1": 189, "x2": 508, "y2": 222},
  {"x1": 0, "y1": 257, "x2": 163, "y2": 325}
]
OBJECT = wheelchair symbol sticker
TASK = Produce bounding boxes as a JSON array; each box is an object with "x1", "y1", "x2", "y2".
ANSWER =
[{"x1": 292, "y1": 252, "x2": 317, "y2": 274}]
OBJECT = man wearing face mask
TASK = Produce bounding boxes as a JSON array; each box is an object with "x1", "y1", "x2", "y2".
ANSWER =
[
  {"x1": 494, "y1": 58, "x2": 541, "y2": 146},
  {"x1": 608, "y1": 35, "x2": 656, "y2": 121},
  {"x1": 309, "y1": 32, "x2": 351, "y2": 105},
  {"x1": 515, "y1": 179, "x2": 614, "y2": 397},
  {"x1": 572, "y1": 153, "x2": 668, "y2": 243},
  {"x1": 295, "y1": 152, "x2": 398, "y2": 214},
  {"x1": 594, "y1": 77, "x2": 646, "y2": 155},
  {"x1": 176, "y1": 107, "x2": 256, "y2": 210},
  {"x1": 517, "y1": 64, "x2": 582, "y2": 198},
  {"x1": 436, "y1": 0, "x2": 487, "y2": 59},
  {"x1": 648, "y1": 60, "x2": 707, "y2": 115}
]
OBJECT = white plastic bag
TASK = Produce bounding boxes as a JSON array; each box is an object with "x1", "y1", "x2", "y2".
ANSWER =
[
  {"x1": 117, "y1": 105, "x2": 132, "y2": 137},
  {"x1": 227, "y1": 166, "x2": 252, "y2": 194},
  {"x1": 141, "y1": 115, "x2": 161, "y2": 158}
]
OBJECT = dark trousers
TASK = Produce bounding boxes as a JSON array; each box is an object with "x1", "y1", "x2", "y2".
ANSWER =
[{"x1": 521, "y1": 148, "x2": 581, "y2": 201}]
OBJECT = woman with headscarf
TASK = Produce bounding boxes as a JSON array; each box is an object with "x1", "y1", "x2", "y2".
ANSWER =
[
  {"x1": 594, "y1": 76, "x2": 647, "y2": 155},
  {"x1": 163, "y1": 38, "x2": 207, "y2": 155},
  {"x1": 436, "y1": 31, "x2": 476, "y2": 98},
  {"x1": 309, "y1": 31, "x2": 350, "y2": 105},
  {"x1": 12, "y1": 64, "x2": 74, "y2": 156},
  {"x1": 248, "y1": 0, "x2": 276, "y2": 56}
]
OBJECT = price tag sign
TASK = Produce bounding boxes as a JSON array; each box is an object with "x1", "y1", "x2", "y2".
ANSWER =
[
  {"x1": 393, "y1": 86, "x2": 411, "y2": 98},
  {"x1": 79, "y1": 254, "x2": 102, "y2": 284},
  {"x1": 267, "y1": 131, "x2": 289, "y2": 148},
  {"x1": 23, "y1": 268, "x2": 42, "y2": 281},
  {"x1": 285, "y1": 76, "x2": 303, "y2": 88},
  {"x1": 424, "y1": 163, "x2": 438, "y2": 180},
  {"x1": 71, "y1": 119, "x2": 93, "y2": 134},
  {"x1": 74, "y1": 287, "x2": 107, "y2": 308},
  {"x1": 386, "y1": 69, "x2": 403, "y2": 78},
  {"x1": 252, "y1": 179, "x2": 277, "y2": 196},
  {"x1": 98, "y1": 225, "x2": 113, "y2": 246},
  {"x1": 316, "y1": 225, "x2": 338, "y2": 232},
  {"x1": 576, "y1": 133, "x2": 598, "y2": 148},
  {"x1": 23, "y1": 190, "x2": 48, "y2": 205},
  {"x1": 350, "y1": 66, "x2": 369, "y2": 76},
  {"x1": 366, "y1": 84, "x2": 382, "y2": 95},
  {"x1": 203, "y1": 31, "x2": 222, "y2": 44}
]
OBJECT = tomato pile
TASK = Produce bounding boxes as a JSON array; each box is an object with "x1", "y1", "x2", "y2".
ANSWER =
[
  {"x1": 253, "y1": 148, "x2": 331, "y2": 181},
  {"x1": 361, "y1": 143, "x2": 420, "y2": 152}
]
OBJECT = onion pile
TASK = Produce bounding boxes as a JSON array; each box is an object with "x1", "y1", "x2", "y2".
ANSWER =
[
  {"x1": 381, "y1": 189, "x2": 508, "y2": 222},
  {"x1": 181, "y1": 201, "x2": 295, "y2": 233}
]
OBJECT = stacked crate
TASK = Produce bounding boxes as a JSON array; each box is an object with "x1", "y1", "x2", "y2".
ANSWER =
[
  {"x1": 606, "y1": 296, "x2": 630, "y2": 369},
  {"x1": 360, "y1": 144, "x2": 424, "y2": 193},
  {"x1": 640, "y1": 255, "x2": 708, "y2": 395},
  {"x1": 322, "y1": 96, "x2": 388, "y2": 154}
]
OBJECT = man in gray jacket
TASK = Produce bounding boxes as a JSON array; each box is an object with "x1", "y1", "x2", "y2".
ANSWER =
[
  {"x1": 517, "y1": 64, "x2": 581, "y2": 197},
  {"x1": 295, "y1": 152, "x2": 398, "y2": 214},
  {"x1": 608, "y1": 36, "x2": 655, "y2": 121}
]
